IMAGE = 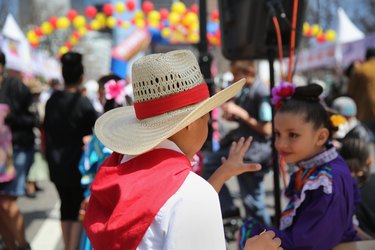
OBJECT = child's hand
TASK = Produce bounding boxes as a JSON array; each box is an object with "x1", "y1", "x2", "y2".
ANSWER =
[
  {"x1": 207, "y1": 137, "x2": 262, "y2": 192},
  {"x1": 244, "y1": 230, "x2": 282, "y2": 250},
  {"x1": 220, "y1": 136, "x2": 262, "y2": 179}
]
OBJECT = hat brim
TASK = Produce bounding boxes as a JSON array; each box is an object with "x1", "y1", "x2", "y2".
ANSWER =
[{"x1": 95, "y1": 78, "x2": 246, "y2": 155}]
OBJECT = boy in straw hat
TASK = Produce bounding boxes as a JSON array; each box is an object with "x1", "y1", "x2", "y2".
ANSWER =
[{"x1": 83, "y1": 50, "x2": 281, "y2": 250}]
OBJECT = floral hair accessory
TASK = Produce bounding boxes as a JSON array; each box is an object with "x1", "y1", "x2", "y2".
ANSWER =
[
  {"x1": 271, "y1": 81, "x2": 296, "y2": 110},
  {"x1": 104, "y1": 79, "x2": 126, "y2": 104},
  {"x1": 330, "y1": 114, "x2": 347, "y2": 129}
]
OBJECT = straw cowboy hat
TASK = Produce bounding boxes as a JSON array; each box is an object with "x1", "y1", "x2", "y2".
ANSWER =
[{"x1": 95, "y1": 50, "x2": 245, "y2": 155}]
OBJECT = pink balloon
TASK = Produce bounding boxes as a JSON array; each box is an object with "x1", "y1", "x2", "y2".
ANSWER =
[
  {"x1": 49, "y1": 16, "x2": 58, "y2": 28},
  {"x1": 160, "y1": 8, "x2": 169, "y2": 20},
  {"x1": 126, "y1": 0, "x2": 136, "y2": 12},
  {"x1": 34, "y1": 27, "x2": 43, "y2": 37},
  {"x1": 190, "y1": 3, "x2": 199, "y2": 14}
]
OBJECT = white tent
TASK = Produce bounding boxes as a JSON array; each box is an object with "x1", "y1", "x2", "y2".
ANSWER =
[{"x1": 337, "y1": 7, "x2": 365, "y2": 44}]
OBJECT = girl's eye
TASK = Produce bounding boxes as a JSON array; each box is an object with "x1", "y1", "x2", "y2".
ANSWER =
[{"x1": 289, "y1": 133, "x2": 299, "y2": 139}]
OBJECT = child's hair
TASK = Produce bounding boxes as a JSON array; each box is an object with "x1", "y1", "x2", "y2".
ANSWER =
[
  {"x1": 277, "y1": 84, "x2": 333, "y2": 139},
  {"x1": 339, "y1": 137, "x2": 370, "y2": 185}
]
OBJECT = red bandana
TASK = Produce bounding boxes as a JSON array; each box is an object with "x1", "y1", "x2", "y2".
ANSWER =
[{"x1": 84, "y1": 148, "x2": 191, "y2": 250}]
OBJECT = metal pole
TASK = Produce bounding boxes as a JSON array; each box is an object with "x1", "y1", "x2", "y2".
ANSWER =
[
  {"x1": 268, "y1": 48, "x2": 282, "y2": 227},
  {"x1": 198, "y1": 0, "x2": 214, "y2": 151}
]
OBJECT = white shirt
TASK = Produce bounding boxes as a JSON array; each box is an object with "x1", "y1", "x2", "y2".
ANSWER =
[{"x1": 122, "y1": 140, "x2": 226, "y2": 250}]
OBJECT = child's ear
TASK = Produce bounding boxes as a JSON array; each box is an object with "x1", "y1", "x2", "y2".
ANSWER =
[{"x1": 316, "y1": 128, "x2": 329, "y2": 146}]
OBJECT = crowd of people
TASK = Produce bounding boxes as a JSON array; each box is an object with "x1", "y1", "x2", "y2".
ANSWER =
[{"x1": 0, "y1": 46, "x2": 374, "y2": 250}]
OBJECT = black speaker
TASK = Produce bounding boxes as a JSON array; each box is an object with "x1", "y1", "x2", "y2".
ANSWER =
[{"x1": 218, "y1": 0, "x2": 307, "y2": 60}]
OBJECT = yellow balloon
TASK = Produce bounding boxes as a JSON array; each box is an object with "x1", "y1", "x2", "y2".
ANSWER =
[
  {"x1": 59, "y1": 46, "x2": 69, "y2": 55},
  {"x1": 303, "y1": 22, "x2": 310, "y2": 34},
  {"x1": 73, "y1": 15, "x2": 86, "y2": 29},
  {"x1": 106, "y1": 16, "x2": 116, "y2": 28},
  {"x1": 161, "y1": 28, "x2": 171, "y2": 38},
  {"x1": 188, "y1": 33, "x2": 199, "y2": 43},
  {"x1": 188, "y1": 21, "x2": 199, "y2": 32},
  {"x1": 182, "y1": 12, "x2": 197, "y2": 27},
  {"x1": 325, "y1": 29, "x2": 336, "y2": 41},
  {"x1": 168, "y1": 12, "x2": 180, "y2": 25},
  {"x1": 149, "y1": 20, "x2": 160, "y2": 29},
  {"x1": 90, "y1": 20, "x2": 101, "y2": 30},
  {"x1": 171, "y1": 2, "x2": 186, "y2": 15},
  {"x1": 135, "y1": 19, "x2": 145, "y2": 28},
  {"x1": 311, "y1": 24, "x2": 321, "y2": 36},
  {"x1": 134, "y1": 10, "x2": 145, "y2": 20},
  {"x1": 115, "y1": 2, "x2": 126, "y2": 13},
  {"x1": 78, "y1": 27, "x2": 87, "y2": 36},
  {"x1": 27, "y1": 31, "x2": 39, "y2": 44},
  {"x1": 57, "y1": 17, "x2": 70, "y2": 29},
  {"x1": 96, "y1": 13, "x2": 106, "y2": 28},
  {"x1": 122, "y1": 21, "x2": 130, "y2": 29},
  {"x1": 41, "y1": 22, "x2": 53, "y2": 35},
  {"x1": 148, "y1": 10, "x2": 160, "y2": 21}
]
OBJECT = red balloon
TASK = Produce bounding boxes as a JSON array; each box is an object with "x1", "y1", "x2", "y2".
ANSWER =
[
  {"x1": 117, "y1": 19, "x2": 123, "y2": 26},
  {"x1": 72, "y1": 31, "x2": 81, "y2": 39},
  {"x1": 160, "y1": 8, "x2": 169, "y2": 20},
  {"x1": 85, "y1": 5, "x2": 97, "y2": 18},
  {"x1": 66, "y1": 9, "x2": 78, "y2": 21},
  {"x1": 211, "y1": 9, "x2": 219, "y2": 20},
  {"x1": 65, "y1": 41, "x2": 73, "y2": 49},
  {"x1": 49, "y1": 16, "x2": 58, "y2": 29},
  {"x1": 126, "y1": 0, "x2": 136, "y2": 12},
  {"x1": 103, "y1": 3, "x2": 114, "y2": 16},
  {"x1": 316, "y1": 34, "x2": 326, "y2": 43},
  {"x1": 34, "y1": 27, "x2": 43, "y2": 37},
  {"x1": 190, "y1": 3, "x2": 199, "y2": 14},
  {"x1": 142, "y1": 1, "x2": 154, "y2": 14},
  {"x1": 30, "y1": 42, "x2": 39, "y2": 48}
]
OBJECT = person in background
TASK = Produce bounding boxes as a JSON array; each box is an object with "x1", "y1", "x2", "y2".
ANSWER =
[
  {"x1": 44, "y1": 52, "x2": 97, "y2": 250},
  {"x1": 331, "y1": 96, "x2": 374, "y2": 144},
  {"x1": 339, "y1": 138, "x2": 375, "y2": 239},
  {"x1": 205, "y1": 60, "x2": 273, "y2": 225},
  {"x1": 0, "y1": 50, "x2": 37, "y2": 250},
  {"x1": 239, "y1": 83, "x2": 359, "y2": 249},
  {"x1": 348, "y1": 47, "x2": 375, "y2": 135}
]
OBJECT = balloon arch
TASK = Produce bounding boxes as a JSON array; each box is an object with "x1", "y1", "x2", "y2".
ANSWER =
[{"x1": 26, "y1": 0, "x2": 221, "y2": 57}]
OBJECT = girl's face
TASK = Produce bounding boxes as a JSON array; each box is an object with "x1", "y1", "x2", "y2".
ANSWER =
[{"x1": 274, "y1": 112, "x2": 329, "y2": 164}]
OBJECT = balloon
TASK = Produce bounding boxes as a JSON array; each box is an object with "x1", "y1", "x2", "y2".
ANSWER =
[
  {"x1": 27, "y1": 31, "x2": 39, "y2": 44},
  {"x1": 142, "y1": 1, "x2": 154, "y2": 14},
  {"x1": 134, "y1": 10, "x2": 144, "y2": 20},
  {"x1": 135, "y1": 19, "x2": 145, "y2": 28},
  {"x1": 171, "y1": 2, "x2": 186, "y2": 15},
  {"x1": 90, "y1": 20, "x2": 101, "y2": 30},
  {"x1": 148, "y1": 10, "x2": 161, "y2": 21},
  {"x1": 316, "y1": 33, "x2": 326, "y2": 43},
  {"x1": 126, "y1": 0, "x2": 136, "y2": 11},
  {"x1": 59, "y1": 46, "x2": 69, "y2": 55},
  {"x1": 78, "y1": 27, "x2": 88, "y2": 36},
  {"x1": 211, "y1": 9, "x2": 219, "y2": 21},
  {"x1": 115, "y1": 2, "x2": 126, "y2": 13},
  {"x1": 41, "y1": 21, "x2": 54, "y2": 35},
  {"x1": 85, "y1": 5, "x2": 97, "y2": 18},
  {"x1": 190, "y1": 3, "x2": 198, "y2": 14},
  {"x1": 73, "y1": 15, "x2": 86, "y2": 29},
  {"x1": 159, "y1": 8, "x2": 169, "y2": 20},
  {"x1": 69, "y1": 36, "x2": 79, "y2": 45},
  {"x1": 57, "y1": 17, "x2": 70, "y2": 29},
  {"x1": 34, "y1": 27, "x2": 43, "y2": 37},
  {"x1": 106, "y1": 16, "x2": 116, "y2": 28},
  {"x1": 325, "y1": 29, "x2": 336, "y2": 41},
  {"x1": 116, "y1": 19, "x2": 123, "y2": 26},
  {"x1": 207, "y1": 22, "x2": 219, "y2": 34},
  {"x1": 161, "y1": 28, "x2": 171, "y2": 38},
  {"x1": 96, "y1": 13, "x2": 106, "y2": 28},
  {"x1": 188, "y1": 33, "x2": 199, "y2": 43},
  {"x1": 30, "y1": 42, "x2": 39, "y2": 48},
  {"x1": 65, "y1": 41, "x2": 73, "y2": 49},
  {"x1": 66, "y1": 9, "x2": 78, "y2": 21},
  {"x1": 182, "y1": 12, "x2": 198, "y2": 27},
  {"x1": 49, "y1": 16, "x2": 58, "y2": 29},
  {"x1": 311, "y1": 24, "x2": 321, "y2": 36},
  {"x1": 149, "y1": 20, "x2": 160, "y2": 29},
  {"x1": 168, "y1": 12, "x2": 180, "y2": 25},
  {"x1": 103, "y1": 3, "x2": 114, "y2": 16},
  {"x1": 303, "y1": 22, "x2": 310, "y2": 35},
  {"x1": 72, "y1": 31, "x2": 81, "y2": 39}
]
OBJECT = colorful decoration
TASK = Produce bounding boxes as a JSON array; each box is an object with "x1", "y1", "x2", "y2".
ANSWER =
[
  {"x1": 303, "y1": 22, "x2": 336, "y2": 43},
  {"x1": 26, "y1": 1, "x2": 222, "y2": 56},
  {"x1": 271, "y1": 82, "x2": 296, "y2": 110}
]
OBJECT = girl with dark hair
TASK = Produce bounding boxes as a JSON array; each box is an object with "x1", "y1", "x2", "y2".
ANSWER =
[
  {"x1": 239, "y1": 83, "x2": 359, "y2": 249},
  {"x1": 44, "y1": 52, "x2": 97, "y2": 250}
]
